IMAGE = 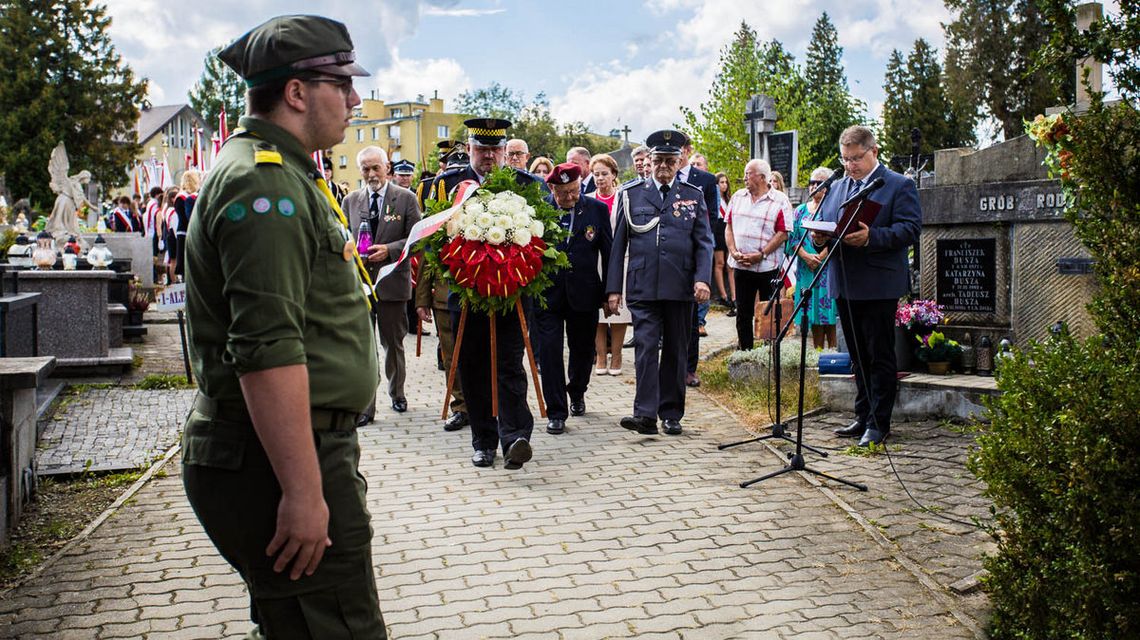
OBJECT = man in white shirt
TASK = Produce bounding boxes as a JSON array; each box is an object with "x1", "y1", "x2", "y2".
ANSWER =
[{"x1": 725, "y1": 158, "x2": 791, "y2": 351}]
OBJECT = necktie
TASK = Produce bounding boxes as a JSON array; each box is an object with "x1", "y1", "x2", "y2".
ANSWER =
[
  {"x1": 660, "y1": 183, "x2": 670, "y2": 202},
  {"x1": 848, "y1": 179, "x2": 863, "y2": 200},
  {"x1": 369, "y1": 191, "x2": 380, "y2": 217}
]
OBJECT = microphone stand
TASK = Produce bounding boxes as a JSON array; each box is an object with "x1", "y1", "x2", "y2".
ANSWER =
[
  {"x1": 718, "y1": 178, "x2": 840, "y2": 456},
  {"x1": 738, "y1": 186, "x2": 870, "y2": 492}
]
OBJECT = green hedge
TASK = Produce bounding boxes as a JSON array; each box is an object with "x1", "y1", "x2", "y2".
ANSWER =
[{"x1": 969, "y1": 334, "x2": 1140, "y2": 638}]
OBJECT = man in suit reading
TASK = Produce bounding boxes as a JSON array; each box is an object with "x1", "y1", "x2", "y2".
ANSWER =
[
  {"x1": 343, "y1": 146, "x2": 422, "y2": 421},
  {"x1": 811, "y1": 125, "x2": 922, "y2": 447}
]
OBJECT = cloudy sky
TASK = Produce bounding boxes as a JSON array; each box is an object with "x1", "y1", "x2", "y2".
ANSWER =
[{"x1": 104, "y1": 0, "x2": 960, "y2": 141}]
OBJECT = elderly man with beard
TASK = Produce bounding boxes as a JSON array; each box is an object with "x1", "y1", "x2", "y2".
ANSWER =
[
  {"x1": 342, "y1": 146, "x2": 421, "y2": 420},
  {"x1": 531, "y1": 162, "x2": 612, "y2": 435},
  {"x1": 425, "y1": 117, "x2": 550, "y2": 469},
  {"x1": 606, "y1": 130, "x2": 713, "y2": 437}
]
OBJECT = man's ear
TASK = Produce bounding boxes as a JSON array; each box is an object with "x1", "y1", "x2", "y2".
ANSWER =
[{"x1": 282, "y1": 78, "x2": 309, "y2": 113}]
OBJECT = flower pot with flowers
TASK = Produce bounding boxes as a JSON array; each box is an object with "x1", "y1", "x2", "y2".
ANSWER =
[
  {"x1": 894, "y1": 298, "x2": 945, "y2": 371},
  {"x1": 127, "y1": 277, "x2": 150, "y2": 326},
  {"x1": 416, "y1": 166, "x2": 569, "y2": 417},
  {"x1": 915, "y1": 331, "x2": 962, "y2": 374}
]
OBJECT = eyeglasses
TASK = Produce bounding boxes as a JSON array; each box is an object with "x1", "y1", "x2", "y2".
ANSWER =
[
  {"x1": 839, "y1": 149, "x2": 871, "y2": 165},
  {"x1": 305, "y1": 76, "x2": 354, "y2": 96},
  {"x1": 506, "y1": 151, "x2": 527, "y2": 158},
  {"x1": 808, "y1": 180, "x2": 823, "y2": 187}
]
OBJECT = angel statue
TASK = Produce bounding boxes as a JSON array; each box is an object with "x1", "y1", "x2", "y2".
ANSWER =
[{"x1": 46, "y1": 143, "x2": 91, "y2": 247}]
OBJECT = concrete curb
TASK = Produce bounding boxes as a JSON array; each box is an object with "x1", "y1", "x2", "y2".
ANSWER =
[{"x1": 0, "y1": 442, "x2": 181, "y2": 599}]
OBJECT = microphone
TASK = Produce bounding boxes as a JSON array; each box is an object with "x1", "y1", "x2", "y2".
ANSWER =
[
  {"x1": 839, "y1": 177, "x2": 885, "y2": 208},
  {"x1": 806, "y1": 168, "x2": 844, "y2": 200}
]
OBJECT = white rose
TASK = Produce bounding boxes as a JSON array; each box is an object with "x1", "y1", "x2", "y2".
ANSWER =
[
  {"x1": 493, "y1": 190, "x2": 513, "y2": 201},
  {"x1": 495, "y1": 215, "x2": 513, "y2": 229},
  {"x1": 487, "y1": 199, "x2": 509, "y2": 216},
  {"x1": 485, "y1": 226, "x2": 507, "y2": 245},
  {"x1": 530, "y1": 220, "x2": 545, "y2": 237},
  {"x1": 512, "y1": 228, "x2": 531, "y2": 246},
  {"x1": 464, "y1": 200, "x2": 485, "y2": 217},
  {"x1": 511, "y1": 210, "x2": 531, "y2": 228},
  {"x1": 475, "y1": 211, "x2": 495, "y2": 229},
  {"x1": 462, "y1": 225, "x2": 484, "y2": 241}
]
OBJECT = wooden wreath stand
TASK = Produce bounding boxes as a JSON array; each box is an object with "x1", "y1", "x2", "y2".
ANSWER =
[{"x1": 438, "y1": 299, "x2": 546, "y2": 419}]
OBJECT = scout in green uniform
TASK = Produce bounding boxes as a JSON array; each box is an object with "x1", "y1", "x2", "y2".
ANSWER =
[{"x1": 181, "y1": 15, "x2": 387, "y2": 640}]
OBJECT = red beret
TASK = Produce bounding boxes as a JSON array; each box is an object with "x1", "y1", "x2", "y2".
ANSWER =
[{"x1": 546, "y1": 162, "x2": 581, "y2": 185}]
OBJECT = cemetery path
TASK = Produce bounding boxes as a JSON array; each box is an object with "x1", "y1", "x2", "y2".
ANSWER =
[{"x1": 2, "y1": 311, "x2": 990, "y2": 639}]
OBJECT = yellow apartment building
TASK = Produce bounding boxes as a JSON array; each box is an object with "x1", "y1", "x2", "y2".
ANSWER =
[{"x1": 329, "y1": 92, "x2": 466, "y2": 189}]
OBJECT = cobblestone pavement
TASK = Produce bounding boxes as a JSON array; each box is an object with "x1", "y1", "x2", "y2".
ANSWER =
[
  {"x1": 2, "y1": 310, "x2": 990, "y2": 638},
  {"x1": 36, "y1": 388, "x2": 195, "y2": 475}
]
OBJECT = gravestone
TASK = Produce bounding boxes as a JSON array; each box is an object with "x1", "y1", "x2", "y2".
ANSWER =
[
  {"x1": 766, "y1": 130, "x2": 798, "y2": 188},
  {"x1": 918, "y1": 135, "x2": 1097, "y2": 346}
]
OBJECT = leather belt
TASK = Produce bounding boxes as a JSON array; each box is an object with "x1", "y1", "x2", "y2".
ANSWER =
[{"x1": 193, "y1": 392, "x2": 361, "y2": 432}]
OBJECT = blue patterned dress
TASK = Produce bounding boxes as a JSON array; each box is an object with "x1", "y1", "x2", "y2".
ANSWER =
[{"x1": 788, "y1": 203, "x2": 837, "y2": 326}]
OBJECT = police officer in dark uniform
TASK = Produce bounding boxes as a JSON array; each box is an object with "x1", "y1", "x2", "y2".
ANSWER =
[
  {"x1": 606, "y1": 130, "x2": 714, "y2": 436},
  {"x1": 390, "y1": 159, "x2": 416, "y2": 190},
  {"x1": 532, "y1": 162, "x2": 613, "y2": 435},
  {"x1": 181, "y1": 15, "x2": 387, "y2": 639},
  {"x1": 433, "y1": 118, "x2": 550, "y2": 469}
]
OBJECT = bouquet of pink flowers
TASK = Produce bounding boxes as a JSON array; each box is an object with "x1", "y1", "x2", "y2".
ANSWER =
[{"x1": 896, "y1": 299, "x2": 944, "y2": 331}]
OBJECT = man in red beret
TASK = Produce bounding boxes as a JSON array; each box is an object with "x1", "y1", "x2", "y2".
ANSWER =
[{"x1": 531, "y1": 163, "x2": 613, "y2": 435}]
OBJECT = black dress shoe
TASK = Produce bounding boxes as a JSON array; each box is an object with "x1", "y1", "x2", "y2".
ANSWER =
[
  {"x1": 623, "y1": 337, "x2": 635, "y2": 349},
  {"x1": 620, "y1": 415, "x2": 658, "y2": 435},
  {"x1": 504, "y1": 438, "x2": 533, "y2": 470},
  {"x1": 546, "y1": 418, "x2": 566, "y2": 435},
  {"x1": 834, "y1": 420, "x2": 866, "y2": 438},
  {"x1": 443, "y1": 411, "x2": 469, "y2": 431},
  {"x1": 858, "y1": 428, "x2": 889, "y2": 447},
  {"x1": 569, "y1": 398, "x2": 586, "y2": 416},
  {"x1": 355, "y1": 413, "x2": 373, "y2": 428},
  {"x1": 391, "y1": 397, "x2": 407, "y2": 413},
  {"x1": 662, "y1": 419, "x2": 683, "y2": 435},
  {"x1": 685, "y1": 373, "x2": 700, "y2": 388},
  {"x1": 471, "y1": 449, "x2": 495, "y2": 467}
]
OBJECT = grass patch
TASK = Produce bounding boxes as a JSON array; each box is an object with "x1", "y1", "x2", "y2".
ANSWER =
[
  {"x1": 0, "y1": 465, "x2": 153, "y2": 588},
  {"x1": 133, "y1": 374, "x2": 194, "y2": 390},
  {"x1": 697, "y1": 349, "x2": 822, "y2": 431}
]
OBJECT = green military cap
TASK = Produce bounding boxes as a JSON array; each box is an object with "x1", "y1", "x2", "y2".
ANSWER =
[{"x1": 219, "y1": 15, "x2": 371, "y2": 87}]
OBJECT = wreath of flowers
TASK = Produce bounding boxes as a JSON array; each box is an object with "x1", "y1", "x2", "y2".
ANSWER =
[{"x1": 417, "y1": 166, "x2": 569, "y2": 315}]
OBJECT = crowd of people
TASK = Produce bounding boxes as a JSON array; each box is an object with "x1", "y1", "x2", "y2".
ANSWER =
[
  {"x1": 105, "y1": 170, "x2": 201, "y2": 285},
  {"x1": 176, "y1": 14, "x2": 923, "y2": 639}
]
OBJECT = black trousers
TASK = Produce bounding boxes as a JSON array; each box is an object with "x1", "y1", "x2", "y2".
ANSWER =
[
  {"x1": 451, "y1": 306, "x2": 534, "y2": 453},
  {"x1": 629, "y1": 300, "x2": 693, "y2": 421},
  {"x1": 733, "y1": 268, "x2": 778, "y2": 351},
  {"x1": 836, "y1": 297, "x2": 898, "y2": 433},
  {"x1": 531, "y1": 306, "x2": 598, "y2": 420}
]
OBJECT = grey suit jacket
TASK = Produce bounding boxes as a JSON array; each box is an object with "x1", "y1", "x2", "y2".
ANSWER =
[{"x1": 343, "y1": 183, "x2": 422, "y2": 301}]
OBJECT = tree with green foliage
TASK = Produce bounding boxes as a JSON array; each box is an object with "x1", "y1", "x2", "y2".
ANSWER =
[
  {"x1": 942, "y1": 0, "x2": 1073, "y2": 141},
  {"x1": 0, "y1": 0, "x2": 147, "y2": 207},
  {"x1": 880, "y1": 39, "x2": 975, "y2": 162},
  {"x1": 969, "y1": 5, "x2": 1140, "y2": 635},
  {"x1": 452, "y1": 82, "x2": 525, "y2": 120},
  {"x1": 681, "y1": 23, "x2": 815, "y2": 185},
  {"x1": 800, "y1": 13, "x2": 866, "y2": 174},
  {"x1": 1035, "y1": 0, "x2": 1140, "y2": 102},
  {"x1": 188, "y1": 47, "x2": 246, "y2": 128}
]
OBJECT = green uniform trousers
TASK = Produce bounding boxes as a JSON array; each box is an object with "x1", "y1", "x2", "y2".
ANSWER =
[{"x1": 182, "y1": 410, "x2": 387, "y2": 639}]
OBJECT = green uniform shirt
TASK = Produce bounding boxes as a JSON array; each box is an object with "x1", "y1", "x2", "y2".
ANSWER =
[{"x1": 186, "y1": 115, "x2": 378, "y2": 413}]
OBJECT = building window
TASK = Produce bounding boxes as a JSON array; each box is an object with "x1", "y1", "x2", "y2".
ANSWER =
[
  {"x1": 391, "y1": 151, "x2": 402, "y2": 161},
  {"x1": 437, "y1": 125, "x2": 449, "y2": 139},
  {"x1": 389, "y1": 125, "x2": 401, "y2": 142},
  {"x1": 339, "y1": 155, "x2": 347, "y2": 169},
  {"x1": 390, "y1": 108, "x2": 402, "y2": 118},
  {"x1": 356, "y1": 128, "x2": 364, "y2": 142},
  {"x1": 371, "y1": 127, "x2": 378, "y2": 140}
]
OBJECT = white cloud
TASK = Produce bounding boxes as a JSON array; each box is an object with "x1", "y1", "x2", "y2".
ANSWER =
[
  {"x1": 366, "y1": 52, "x2": 471, "y2": 107},
  {"x1": 550, "y1": 57, "x2": 717, "y2": 142},
  {"x1": 422, "y1": 7, "x2": 506, "y2": 16}
]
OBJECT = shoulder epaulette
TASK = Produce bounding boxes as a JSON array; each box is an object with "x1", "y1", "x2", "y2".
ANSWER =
[
  {"x1": 619, "y1": 177, "x2": 644, "y2": 192},
  {"x1": 253, "y1": 141, "x2": 282, "y2": 167}
]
